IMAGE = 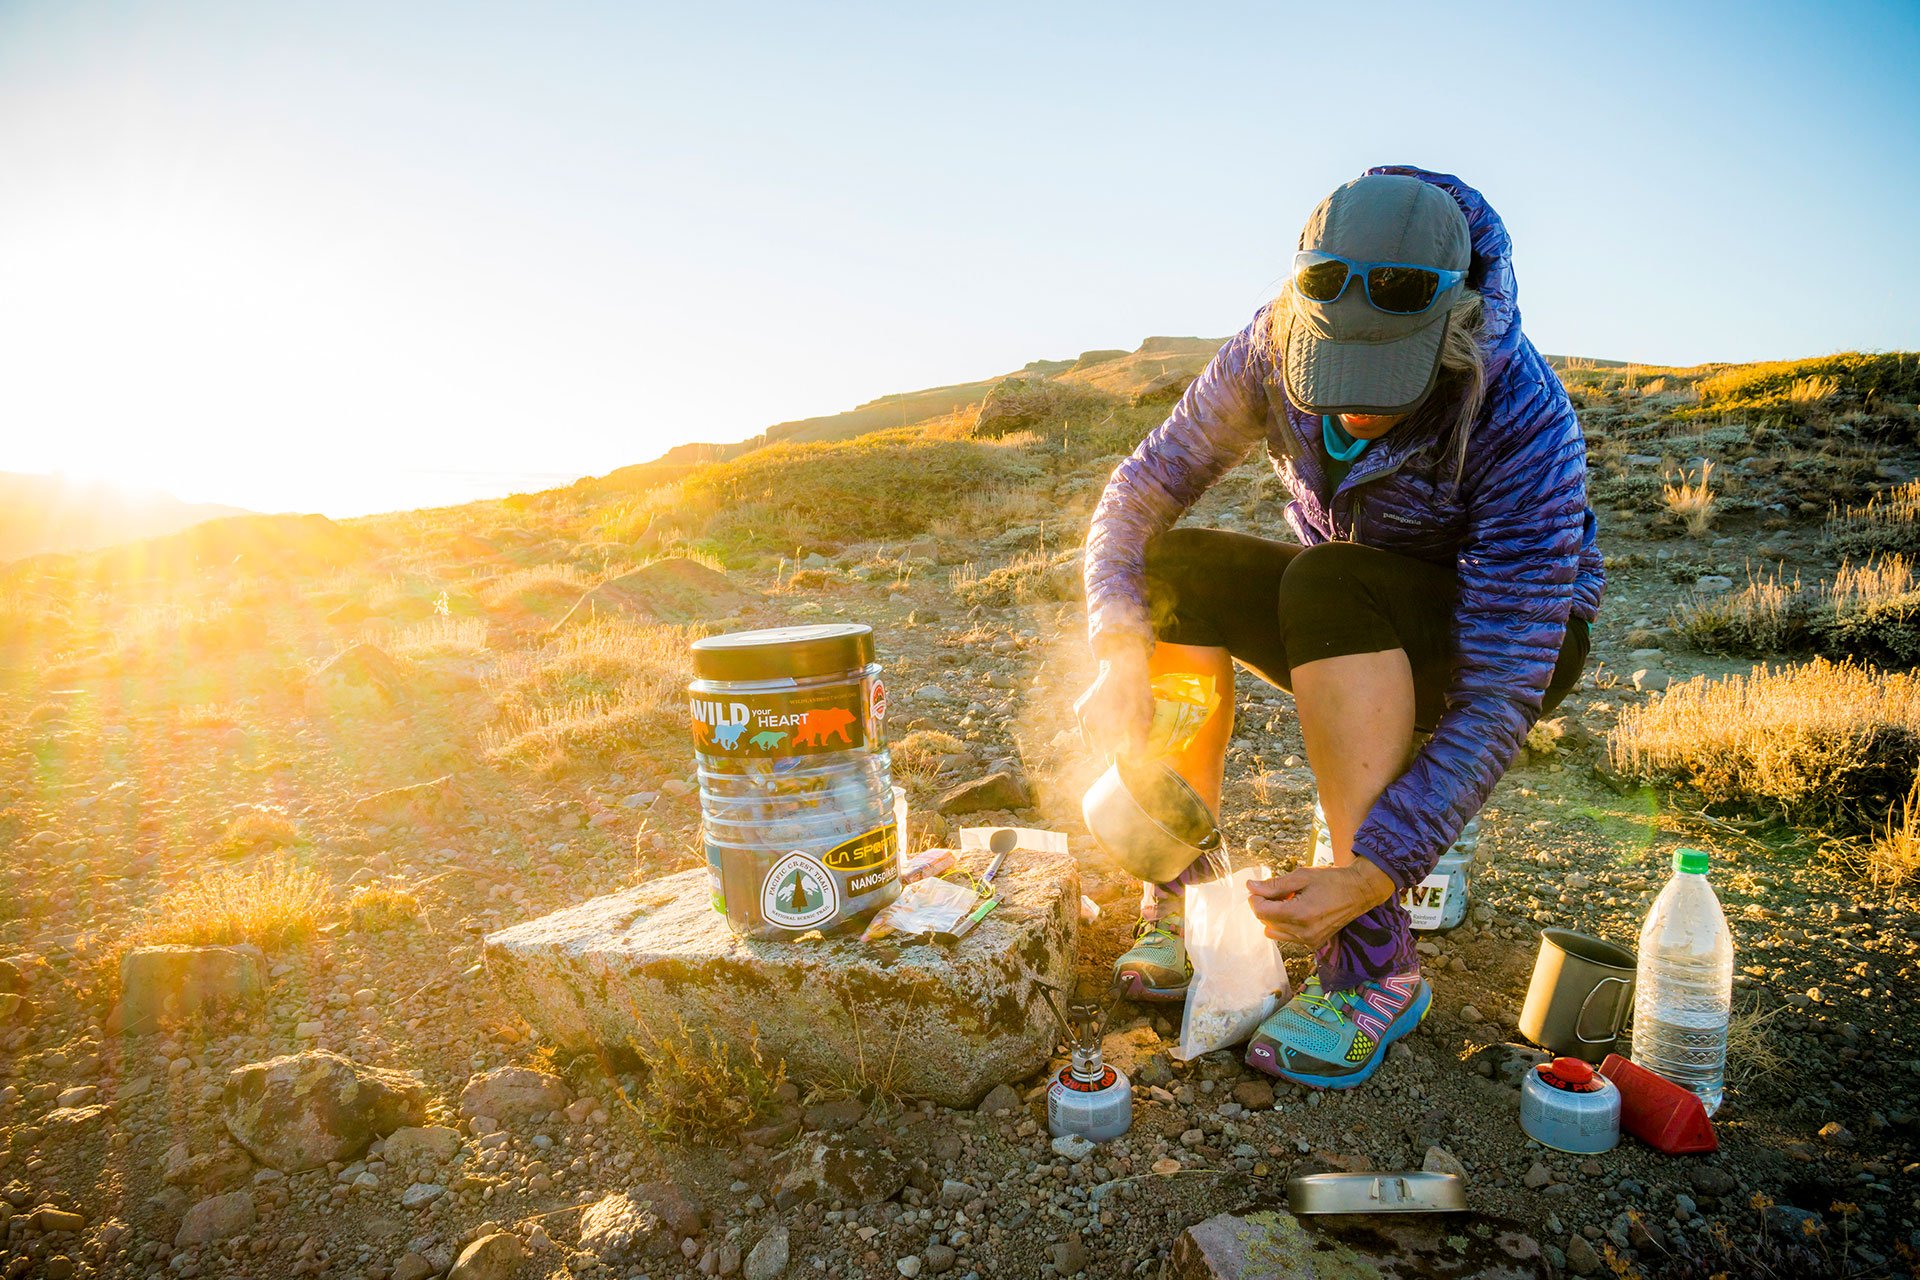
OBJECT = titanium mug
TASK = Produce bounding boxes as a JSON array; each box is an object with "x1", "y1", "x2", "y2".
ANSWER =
[{"x1": 1518, "y1": 928, "x2": 1637, "y2": 1064}]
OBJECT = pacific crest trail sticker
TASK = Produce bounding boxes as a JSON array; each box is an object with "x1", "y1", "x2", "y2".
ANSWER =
[{"x1": 760, "y1": 851, "x2": 840, "y2": 930}]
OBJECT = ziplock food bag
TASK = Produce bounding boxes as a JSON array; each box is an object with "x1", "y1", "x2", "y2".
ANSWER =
[
  {"x1": 1143, "y1": 672, "x2": 1220, "y2": 758},
  {"x1": 860, "y1": 876, "x2": 981, "y2": 942},
  {"x1": 1175, "y1": 865, "x2": 1289, "y2": 1061}
]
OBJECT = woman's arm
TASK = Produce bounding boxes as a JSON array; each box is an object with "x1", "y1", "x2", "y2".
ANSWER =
[
  {"x1": 1349, "y1": 358, "x2": 1589, "y2": 892},
  {"x1": 1083, "y1": 321, "x2": 1271, "y2": 653}
]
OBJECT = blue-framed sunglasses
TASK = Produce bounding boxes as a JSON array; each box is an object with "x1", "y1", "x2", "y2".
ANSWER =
[{"x1": 1291, "y1": 250, "x2": 1466, "y2": 316}]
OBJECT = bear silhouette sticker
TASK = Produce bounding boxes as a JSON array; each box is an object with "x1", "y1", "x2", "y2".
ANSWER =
[
  {"x1": 760, "y1": 851, "x2": 838, "y2": 930},
  {"x1": 791, "y1": 707, "x2": 856, "y2": 747}
]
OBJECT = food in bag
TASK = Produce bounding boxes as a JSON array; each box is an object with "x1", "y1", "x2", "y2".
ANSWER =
[
  {"x1": 1175, "y1": 865, "x2": 1289, "y2": 1060},
  {"x1": 1143, "y1": 672, "x2": 1220, "y2": 757}
]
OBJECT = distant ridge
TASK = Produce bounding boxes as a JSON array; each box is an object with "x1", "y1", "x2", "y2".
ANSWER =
[{"x1": 0, "y1": 472, "x2": 249, "y2": 564}]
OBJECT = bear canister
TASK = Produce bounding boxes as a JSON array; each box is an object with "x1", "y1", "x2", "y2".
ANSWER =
[{"x1": 690, "y1": 623, "x2": 900, "y2": 939}]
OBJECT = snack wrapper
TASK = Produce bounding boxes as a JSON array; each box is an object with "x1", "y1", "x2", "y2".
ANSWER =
[{"x1": 860, "y1": 877, "x2": 982, "y2": 942}]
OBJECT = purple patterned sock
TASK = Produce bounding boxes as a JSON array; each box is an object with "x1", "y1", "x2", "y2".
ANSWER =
[{"x1": 1314, "y1": 898, "x2": 1417, "y2": 993}]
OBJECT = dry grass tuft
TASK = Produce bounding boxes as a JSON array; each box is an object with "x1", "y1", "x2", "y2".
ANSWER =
[
  {"x1": 1787, "y1": 374, "x2": 1840, "y2": 408},
  {"x1": 390, "y1": 616, "x2": 488, "y2": 659},
  {"x1": 486, "y1": 621, "x2": 689, "y2": 769},
  {"x1": 478, "y1": 564, "x2": 589, "y2": 617},
  {"x1": 1725, "y1": 998, "x2": 1788, "y2": 1085},
  {"x1": 1673, "y1": 569, "x2": 1809, "y2": 654},
  {"x1": 891, "y1": 729, "x2": 967, "y2": 784},
  {"x1": 951, "y1": 546, "x2": 1080, "y2": 607},
  {"x1": 220, "y1": 806, "x2": 302, "y2": 856},
  {"x1": 1860, "y1": 770, "x2": 1920, "y2": 889},
  {"x1": 624, "y1": 1011, "x2": 788, "y2": 1144},
  {"x1": 1662, "y1": 463, "x2": 1716, "y2": 537},
  {"x1": 1822, "y1": 554, "x2": 1920, "y2": 665},
  {"x1": 1608, "y1": 658, "x2": 1920, "y2": 829},
  {"x1": 347, "y1": 882, "x2": 424, "y2": 931},
  {"x1": 122, "y1": 858, "x2": 334, "y2": 954},
  {"x1": 1827, "y1": 479, "x2": 1920, "y2": 558}
]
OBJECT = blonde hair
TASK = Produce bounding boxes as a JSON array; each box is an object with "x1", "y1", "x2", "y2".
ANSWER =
[{"x1": 1262, "y1": 284, "x2": 1488, "y2": 485}]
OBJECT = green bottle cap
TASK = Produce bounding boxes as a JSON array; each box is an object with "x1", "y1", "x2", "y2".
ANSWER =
[{"x1": 1674, "y1": 848, "x2": 1709, "y2": 874}]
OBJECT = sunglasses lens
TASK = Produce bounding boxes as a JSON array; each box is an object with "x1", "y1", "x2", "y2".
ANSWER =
[
  {"x1": 1365, "y1": 266, "x2": 1441, "y2": 314},
  {"x1": 1293, "y1": 256, "x2": 1351, "y2": 303}
]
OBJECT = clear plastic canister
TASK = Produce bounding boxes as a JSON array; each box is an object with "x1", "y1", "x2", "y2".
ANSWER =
[
  {"x1": 690, "y1": 623, "x2": 900, "y2": 940},
  {"x1": 1312, "y1": 798, "x2": 1477, "y2": 932}
]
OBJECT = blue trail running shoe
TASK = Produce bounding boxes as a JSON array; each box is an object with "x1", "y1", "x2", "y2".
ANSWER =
[
  {"x1": 1244, "y1": 970, "x2": 1430, "y2": 1088},
  {"x1": 1112, "y1": 916, "x2": 1190, "y2": 1003}
]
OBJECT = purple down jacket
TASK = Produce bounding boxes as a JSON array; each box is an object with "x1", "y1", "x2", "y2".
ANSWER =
[{"x1": 1083, "y1": 166, "x2": 1604, "y2": 892}]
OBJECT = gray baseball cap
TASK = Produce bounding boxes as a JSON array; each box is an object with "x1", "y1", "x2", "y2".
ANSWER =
[{"x1": 1282, "y1": 174, "x2": 1471, "y2": 416}]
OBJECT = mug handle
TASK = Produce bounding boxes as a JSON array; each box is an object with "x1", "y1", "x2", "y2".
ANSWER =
[{"x1": 1575, "y1": 976, "x2": 1633, "y2": 1043}]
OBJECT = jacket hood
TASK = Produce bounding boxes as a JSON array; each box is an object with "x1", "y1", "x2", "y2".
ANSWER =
[{"x1": 1364, "y1": 165, "x2": 1521, "y2": 375}]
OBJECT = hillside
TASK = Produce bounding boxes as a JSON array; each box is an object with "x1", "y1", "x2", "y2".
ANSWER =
[
  {"x1": 0, "y1": 471, "x2": 247, "y2": 562},
  {"x1": 1, "y1": 347, "x2": 1918, "y2": 1278}
]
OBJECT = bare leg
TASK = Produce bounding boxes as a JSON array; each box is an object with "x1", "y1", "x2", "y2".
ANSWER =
[
  {"x1": 1290, "y1": 649, "x2": 1417, "y2": 865},
  {"x1": 1147, "y1": 641, "x2": 1234, "y2": 812}
]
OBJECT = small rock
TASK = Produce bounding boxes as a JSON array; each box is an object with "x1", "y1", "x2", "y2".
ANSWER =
[
  {"x1": 1689, "y1": 1165, "x2": 1737, "y2": 1197},
  {"x1": 1818, "y1": 1120, "x2": 1853, "y2": 1147},
  {"x1": 118, "y1": 944, "x2": 267, "y2": 1032},
  {"x1": 922, "y1": 1244, "x2": 957, "y2": 1274},
  {"x1": 401, "y1": 1183, "x2": 445, "y2": 1209},
  {"x1": 459, "y1": 1066, "x2": 571, "y2": 1121},
  {"x1": 975, "y1": 1083, "x2": 1021, "y2": 1116},
  {"x1": 33, "y1": 1207, "x2": 85, "y2": 1233},
  {"x1": 775, "y1": 1135, "x2": 905, "y2": 1208},
  {"x1": 803, "y1": 1097, "x2": 866, "y2": 1132},
  {"x1": 1695, "y1": 575, "x2": 1734, "y2": 594},
  {"x1": 1459, "y1": 1004, "x2": 1484, "y2": 1024},
  {"x1": 221, "y1": 1050, "x2": 428, "y2": 1172},
  {"x1": 577, "y1": 1191, "x2": 662, "y2": 1261},
  {"x1": 935, "y1": 771, "x2": 1032, "y2": 816},
  {"x1": 1230, "y1": 1080, "x2": 1273, "y2": 1110},
  {"x1": 385, "y1": 1125, "x2": 462, "y2": 1165},
  {"x1": 744, "y1": 1226, "x2": 789, "y2": 1280},
  {"x1": 392, "y1": 1254, "x2": 435, "y2": 1280},
  {"x1": 1631, "y1": 669, "x2": 1670, "y2": 693},
  {"x1": 1565, "y1": 1234, "x2": 1603, "y2": 1276},
  {"x1": 1050, "y1": 1133, "x2": 1096, "y2": 1162},
  {"x1": 1524, "y1": 1161, "x2": 1553, "y2": 1189},
  {"x1": 449, "y1": 1232, "x2": 527, "y2": 1280},
  {"x1": 1052, "y1": 1236, "x2": 1088, "y2": 1275},
  {"x1": 896, "y1": 1256, "x2": 922, "y2": 1279},
  {"x1": 174, "y1": 1190, "x2": 256, "y2": 1247},
  {"x1": 1421, "y1": 1146, "x2": 1467, "y2": 1179}
]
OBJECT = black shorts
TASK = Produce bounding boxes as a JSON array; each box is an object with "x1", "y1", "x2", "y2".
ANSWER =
[{"x1": 1143, "y1": 528, "x2": 1589, "y2": 731}]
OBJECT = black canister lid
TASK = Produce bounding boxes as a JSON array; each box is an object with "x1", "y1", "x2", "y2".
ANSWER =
[{"x1": 691, "y1": 623, "x2": 875, "y2": 682}]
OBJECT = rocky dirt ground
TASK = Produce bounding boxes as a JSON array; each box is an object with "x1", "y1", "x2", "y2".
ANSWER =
[{"x1": 2, "y1": 360, "x2": 1918, "y2": 1279}]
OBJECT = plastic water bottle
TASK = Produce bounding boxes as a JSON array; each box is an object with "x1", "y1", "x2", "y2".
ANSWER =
[{"x1": 1632, "y1": 848, "x2": 1734, "y2": 1115}]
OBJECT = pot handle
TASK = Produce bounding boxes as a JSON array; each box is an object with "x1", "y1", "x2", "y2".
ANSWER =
[
  {"x1": 1195, "y1": 827, "x2": 1223, "y2": 852},
  {"x1": 1575, "y1": 976, "x2": 1633, "y2": 1043}
]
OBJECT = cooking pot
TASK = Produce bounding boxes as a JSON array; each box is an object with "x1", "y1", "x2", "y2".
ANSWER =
[{"x1": 1081, "y1": 757, "x2": 1222, "y2": 883}]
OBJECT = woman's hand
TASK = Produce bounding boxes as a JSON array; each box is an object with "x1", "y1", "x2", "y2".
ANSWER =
[
  {"x1": 1074, "y1": 642, "x2": 1153, "y2": 761},
  {"x1": 1247, "y1": 861, "x2": 1397, "y2": 952}
]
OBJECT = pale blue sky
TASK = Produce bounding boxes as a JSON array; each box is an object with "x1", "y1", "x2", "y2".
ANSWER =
[{"x1": 1, "y1": 0, "x2": 1915, "y2": 514}]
